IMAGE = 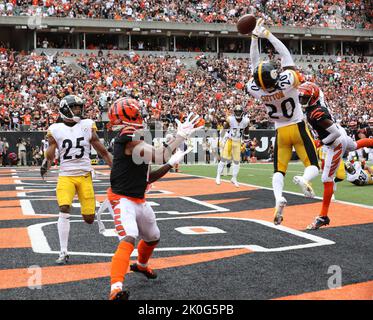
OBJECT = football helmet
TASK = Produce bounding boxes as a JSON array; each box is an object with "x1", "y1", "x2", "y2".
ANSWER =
[
  {"x1": 345, "y1": 161, "x2": 356, "y2": 175},
  {"x1": 298, "y1": 82, "x2": 320, "y2": 108},
  {"x1": 233, "y1": 105, "x2": 244, "y2": 121},
  {"x1": 253, "y1": 61, "x2": 279, "y2": 91},
  {"x1": 59, "y1": 95, "x2": 84, "y2": 123},
  {"x1": 108, "y1": 97, "x2": 143, "y2": 130}
]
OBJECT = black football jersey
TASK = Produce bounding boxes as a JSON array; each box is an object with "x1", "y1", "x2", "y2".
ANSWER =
[
  {"x1": 306, "y1": 103, "x2": 334, "y2": 142},
  {"x1": 110, "y1": 130, "x2": 149, "y2": 199}
]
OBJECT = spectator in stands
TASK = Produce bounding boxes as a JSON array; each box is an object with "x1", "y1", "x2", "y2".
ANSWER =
[{"x1": 1, "y1": 1, "x2": 370, "y2": 29}]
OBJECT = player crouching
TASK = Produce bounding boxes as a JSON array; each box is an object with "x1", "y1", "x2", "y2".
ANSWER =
[
  {"x1": 298, "y1": 82, "x2": 373, "y2": 229},
  {"x1": 106, "y1": 98, "x2": 202, "y2": 300}
]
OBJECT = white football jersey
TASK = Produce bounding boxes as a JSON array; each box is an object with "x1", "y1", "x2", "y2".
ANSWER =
[
  {"x1": 227, "y1": 115, "x2": 250, "y2": 141},
  {"x1": 246, "y1": 69, "x2": 304, "y2": 129},
  {"x1": 48, "y1": 119, "x2": 96, "y2": 176},
  {"x1": 346, "y1": 162, "x2": 369, "y2": 185}
]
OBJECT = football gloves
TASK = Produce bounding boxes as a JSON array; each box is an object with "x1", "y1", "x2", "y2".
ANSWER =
[
  {"x1": 40, "y1": 159, "x2": 50, "y2": 179},
  {"x1": 252, "y1": 18, "x2": 271, "y2": 39},
  {"x1": 175, "y1": 112, "x2": 203, "y2": 139},
  {"x1": 167, "y1": 148, "x2": 193, "y2": 167}
]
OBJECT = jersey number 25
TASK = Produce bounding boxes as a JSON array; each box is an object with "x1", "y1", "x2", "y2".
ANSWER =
[{"x1": 62, "y1": 137, "x2": 85, "y2": 160}]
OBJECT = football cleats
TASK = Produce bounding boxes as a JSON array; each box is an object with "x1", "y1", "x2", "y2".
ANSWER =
[
  {"x1": 108, "y1": 98, "x2": 143, "y2": 130},
  {"x1": 298, "y1": 82, "x2": 320, "y2": 108},
  {"x1": 233, "y1": 105, "x2": 244, "y2": 121},
  {"x1": 253, "y1": 61, "x2": 279, "y2": 91},
  {"x1": 59, "y1": 95, "x2": 84, "y2": 123}
]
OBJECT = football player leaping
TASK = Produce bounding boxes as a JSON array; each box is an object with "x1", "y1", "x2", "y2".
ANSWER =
[
  {"x1": 246, "y1": 18, "x2": 320, "y2": 225},
  {"x1": 41, "y1": 95, "x2": 113, "y2": 264},
  {"x1": 216, "y1": 105, "x2": 250, "y2": 187},
  {"x1": 298, "y1": 82, "x2": 373, "y2": 229},
  {"x1": 106, "y1": 98, "x2": 201, "y2": 300}
]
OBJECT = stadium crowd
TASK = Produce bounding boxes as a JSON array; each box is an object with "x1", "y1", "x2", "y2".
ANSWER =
[
  {"x1": 0, "y1": 0, "x2": 371, "y2": 29},
  {"x1": 0, "y1": 46, "x2": 372, "y2": 134}
]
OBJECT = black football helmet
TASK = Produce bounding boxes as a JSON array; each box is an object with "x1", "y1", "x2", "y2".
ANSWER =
[
  {"x1": 234, "y1": 105, "x2": 244, "y2": 121},
  {"x1": 345, "y1": 162, "x2": 356, "y2": 175},
  {"x1": 59, "y1": 95, "x2": 84, "y2": 123},
  {"x1": 253, "y1": 61, "x2": 279, "y2": 91}
]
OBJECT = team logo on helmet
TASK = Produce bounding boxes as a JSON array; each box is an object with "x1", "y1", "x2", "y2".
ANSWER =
[
  {"x1": 59, "y1": 95, "x2": 84, "y2": 123},
  {"x1": 270, "y1": 70, "x2": 278, "y2": 80},
  {"x1": 253, "y1": 62, "x2": 279, "y2": 91}
]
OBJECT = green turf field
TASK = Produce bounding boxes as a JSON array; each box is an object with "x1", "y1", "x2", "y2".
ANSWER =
[{"x1": 180, "y1": 162, "x2": 373, "y2": 207}]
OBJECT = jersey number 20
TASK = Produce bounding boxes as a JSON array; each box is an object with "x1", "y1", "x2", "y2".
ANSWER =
[
  {"x1": 265, "y1": 97, "x2": 296, "y2": 119},
  {"x1": 62, "y1": 137, "x2": 85, "y2": 160}
]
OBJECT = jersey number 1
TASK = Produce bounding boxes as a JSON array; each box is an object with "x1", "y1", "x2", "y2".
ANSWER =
[{"x1": 62, "y1": 137, "x2": 85, "y2": 160}]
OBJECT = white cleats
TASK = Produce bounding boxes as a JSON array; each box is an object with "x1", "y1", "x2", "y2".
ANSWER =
[
  {"x1": 231, "y1": 177, "x2": 239, "y2": 188},
  {"x1": 274, "y1": 197, "x2": 287, "y2": 225},
  {"x1": 56, "y1": 252, "x2": 69, "y2": 265},
  {"x1": 293, "y1": 176, "x2": 315, "y2": 198}
]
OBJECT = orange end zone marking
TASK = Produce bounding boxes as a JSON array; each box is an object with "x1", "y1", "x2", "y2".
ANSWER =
[
  {"x1": 0, "y1": 248, "x2": 251, "y2": 290},
  {"x1": 0, "y1": 228, "x2": 31, "y2": 249},
  {"x1": 0, "y1": 179, "x2": 19, "y2": 185},
  {"x1": 0, "y1": 207, "x2": 53, "y2": 221},
  {"x1": 0, "y1": 200, "x2": 21, "y2": 207},
  {"x1": 190, "y1": 227, "x2": 207, "y2": 233},
  {"x1": 275, "y1": 280, "x2": 373, "y2": 300},
  {"x1": 199, "y1": 202, "x2": 373, "y2": 231},
  {"x1": 0, "y1": 191, "x2": 22, "y2": 198},
  {"x1": 154, "y1": 176, "x2": 257, "y2": 197}
]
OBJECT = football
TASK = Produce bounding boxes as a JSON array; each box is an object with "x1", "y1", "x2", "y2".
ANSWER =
[{"x1": 236, "y1": 14, "x2": 256, "y2": 34}]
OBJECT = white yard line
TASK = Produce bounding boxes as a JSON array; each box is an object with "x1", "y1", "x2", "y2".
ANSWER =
[
  {"x1": 27, "y1": 216, "x2": 335, "y2": 257},
  {"x1": 176, "y1": 172, "x2": 373, "y2": 210}
]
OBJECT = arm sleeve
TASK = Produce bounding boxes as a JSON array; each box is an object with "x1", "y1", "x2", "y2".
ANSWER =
[
  {"x1": 267, "y1": 33, "x2": 295, "y2": 68},
  {"x1": 250, "y1": 37, "x2": 260, "y2": 70},
  {"x1": 322, "y1": 124, "x2": 342, "y2": 146}
]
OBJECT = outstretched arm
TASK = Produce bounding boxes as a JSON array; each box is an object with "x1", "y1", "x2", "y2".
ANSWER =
[
  {"x1": 250, "y1": 33, "x2": 260, "y2": 70},
  {"x1": 252, "y1": 18, "x2": 295, "y2": 69},
  {"x1": 267, "y1": 33, "x2": 295, "y2": 69},
  {"x1": 126, "y1": 113, "x2": 202, "y2": 165},
  {"x1": 126, "y1": 136, "x2": 185, "y2": 165},
  {"x1": 148, "y1": 148, "x2": 192, "y2": 183},
  {"x1": 148, "y1": 164, "x2": 172, "y2": 183}
]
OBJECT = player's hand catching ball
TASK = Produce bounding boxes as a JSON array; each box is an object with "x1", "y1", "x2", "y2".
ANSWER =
[{"x1": 252, "y1": 18, "x2": 271, "y2": 39}]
